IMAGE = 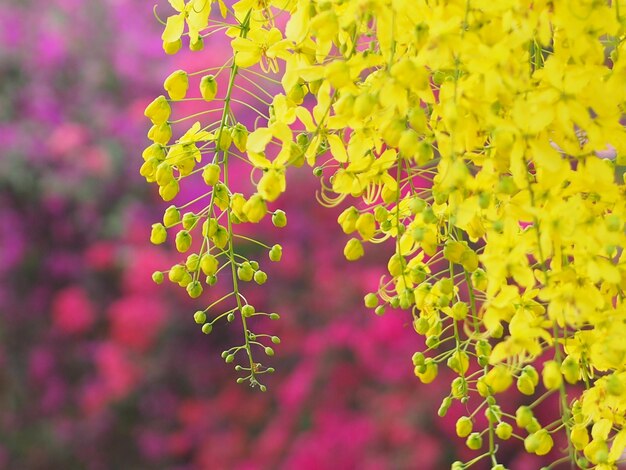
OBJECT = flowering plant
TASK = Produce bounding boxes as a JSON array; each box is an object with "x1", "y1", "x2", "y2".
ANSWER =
[{"x1": 143, "y1": 0, "x2": 626, "y2": 468}]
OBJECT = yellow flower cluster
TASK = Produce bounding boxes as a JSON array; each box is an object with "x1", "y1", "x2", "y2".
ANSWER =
[{"x1": 143, "y1": 0, "x2": 626, "y2": 467}]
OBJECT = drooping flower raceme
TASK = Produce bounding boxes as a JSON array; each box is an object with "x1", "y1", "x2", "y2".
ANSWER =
[{"x1": 142, "y1": 0, "x2": 626, "y2": 468}]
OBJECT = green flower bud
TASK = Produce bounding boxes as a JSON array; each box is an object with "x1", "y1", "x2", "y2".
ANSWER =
[
  {"x1": 241, "y1": 305, "x2": 255, "y2": 317},
  {"x1": 231, "y1": 123, "x2": 248, "y2": 152},
  {"x1": 175, "y1": 230, "x2": 192, "y2": 252},
  {"x1": 269, "y1": 313, "x2": 280, "y2": 320},
  {"x1": 190, "y1": 36, "x2": 204, "y2": 51},
  {"x1": 163, "y1": 205, "x2": 180, "y2": 227},
  {"x1": 150, "y1": 223, "x2": 167, "y2": 245},
  {"x1": 168, "y1": 264, "x2": 186, "y2": 283},
  {"x1": 194, "y1": 310, "x2": 207, "y2": 324},
  {"x1": 206, "y1": 275, "x2": 217, "y2": 286},
  {"x1": 269, "y1": 244, "x2": 282, "y2": 262},
  {"x1": 515, "y1": 406, "x2": 534, "y2": 429},
  {"x1": 374, "y1": 305, "x2": 386, "y2": 316},
  {"x1": 272, "y1": 209, "x2": 287, "y2": 228},
  {"x1": 182, "y1": 212, "x2": 199, "y2": 230},
  {"x1": 227, "y1": 312, "x2": 235, "y2": 322},
  {"x1": 466, "y1": 432, "x2": 483, "y2": 450},
  {"x1": 200, "y1": 254, "x2": 218, "y2": 276},
  {"x1": 496, "y1": 422, "x2": 513, "y2": 440},
  {"x1": 271, "y1": 336, "x2": 280, "y2": 344},
  {"x1": 411, "y1": 352, "x2": 425, "y2": 366},
  {"x1": 212, "y1": 226, "x2": 229, "y2": 249},
  {"x1": 364, "y1": 293, "x2": 378, "y2": 308},
  {"x1": 186, "y1": 281, "x2": 203, "y2": 298},
  {"x1": 254, "y1": 270, "x2": 268, "y2": 284},
  {"x1": 456, "y1": 417, "x2": 473, "y2": 438},
  {"x1": 163, "y1": 39, "x2": 182, "y2": 55},
  {"x1": 237, "y1": 262, "x2": 254, "y2": 282},
  {"x1": 152, "y1": 271, "x2": 164, "y2": 284},
  {"x1": 438, "y1": 396, "x2": 452, "y2": 417},
  {"x1": 264, "y1": 346, "x2": 275, "y2": 356},
  {"x1": 201, "y1": 323, "x2": 213, "y2": 334},
  {"x1": 213, "y1": 183, "x2": 230, "y2": 210},
  {"x1": 200, "y1": 75, "x2": 218, "y2": 101},
  {"x1": 185, "y1": 253, "x2": 200, "y2": 272},
  {"x1": 202, "y1": 163, "x2": 221, "y2": 186}
]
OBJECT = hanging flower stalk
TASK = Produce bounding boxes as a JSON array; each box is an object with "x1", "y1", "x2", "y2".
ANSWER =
[{"x1": 141, "y1": 0, "x2": 626, "y2": 468}]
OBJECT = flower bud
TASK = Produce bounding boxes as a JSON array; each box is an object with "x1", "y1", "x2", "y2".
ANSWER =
[
  {"x1": 438, "y1": 397, "x2": 452, "y2": 417},
  {"x1": 144, "y1": 95, "x2": 171, "y2": 125},
  {"x1": 150, "y1": 223, "x2": 167, "y2": 244},
  {"x1": 447, "y1": 350, "x2": 469, "y2": 375},
  {"x1": 142, "y1": 143, "x2": 166, "y2": 162},
  {"x1": 164, "y1": 69, "x2": 189, "y2": 100},
  {"x1": 450, "y1": 301, "x2": 468, "y2": 321},
  {"x1": 264, "y1": 346, "x2": 275, "y2": 356},
  {"x1": 542, "y1": 360, "x2": 562, "y2": 390},
  {"x1": 200, "y1": 75, "x2": 218, "y2": 101},
  {"x1": 254, "y1": 270, "x2": 267, "y2": 284},
  {"x1": 213, "y1": 183, "x2": 230, "y2": 210},
  {"x1": 152, "y1": 271, "x2": 164, "y2": 284},
  {"x1": 202, "y1": 163, "x2": 221, "y2": 186},
  {"x1": 414, "y1": 358, "x2": 437, "y2": 383},
  {"x1": 186, "y1": 280, "x2": 203, "y2": 298},
  {"x1": 344, "y1": 238, "x2": 364, "y2": 261},
  {"x1": 185, "y1": 253, "x2": 200, "y2": 272},
  {"x1": 524, "y1": 429, "x2": 553, "y2": 456},
  {"x1": 456, "y1": 417, "x2": 473, "y2": 437},
  {"x1": 175, "y1": 230, "x2": 192, "y2": 252},
  {"x1": 364, "y1": 293, "x2": 378, "y2": 309},
  {"x1": 201, "y1": 323, "x2": 213, "y2": 334},
  {"x1": 190, "y1": 36, "x2": 204, "y2": 51},
  {"x1": 515, "y1": 406, "x2": 534, "y2": 429},
  {"x1": 408, "y1": 106, "x2": 427, "y2": 133},
  {"x1": 148, "y1": 122, "x2": 172, "y2": 145},
  {"x1": 517, "y1": 371, "x2": 536, "y2": 395},
  {"x1": 217, "y1": 128, "x2": 232, "y2": 150},
  {"x1": 243, "y1": 194, "x2": 267, "y2": 223},
  {"x1": 241, "y1": 305, "x2": 255, "y2": 317},
  {"x1": 163, "y1": 39, "x2": 182, "y2": 55},
  {"x1": 237, "y1": 262, "x2": 254, "y2": 282},
  {"x1": 496, "y1": 422, "x2": 513, "y2": 440},
  {"x1": 466, "y1": 432, "x2": 483, "y2": 450},
  {"x1": 212, "y1": 226, "x2": 229, "y2": 249},
  {"x1": 338, "y1": 206, "x2": 359, "y2": 233},
  {"x1": 194, "y1": 310, "x2": 207, "y2": 324},
  {"x1": 163, "y1": 205, "x2": 180, "y2": 227},
  {"x1": 571, "y1": 424, "x2": 589, "y2": 451},
  {"x1": 168, "y1": 264, "x2": 186, "y2": 283},
  {"x1": 269, "y1": 244, "x2": 282, "y2": 262},
  {"x1": 158, "y1": 179, "x2": 180, "y2": 201},
  {"x1": 356, "y1": 212, "x2": 376, "y2": 240},
  {"x1": 231, "y1": 123, "x2": 248, "y2": 152},
  {"x1": 156, "y1": 162, "x2": 174, "y2": 186},
  {"x1": 272, "y1": 210, "x2": 287, "y2": 228},
  {"x1": 560, "y1": 355, "x2": 580, "y2": 385},
  {"x1": 451, "y1": 377, "x2": 467, "y2": 399}
]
